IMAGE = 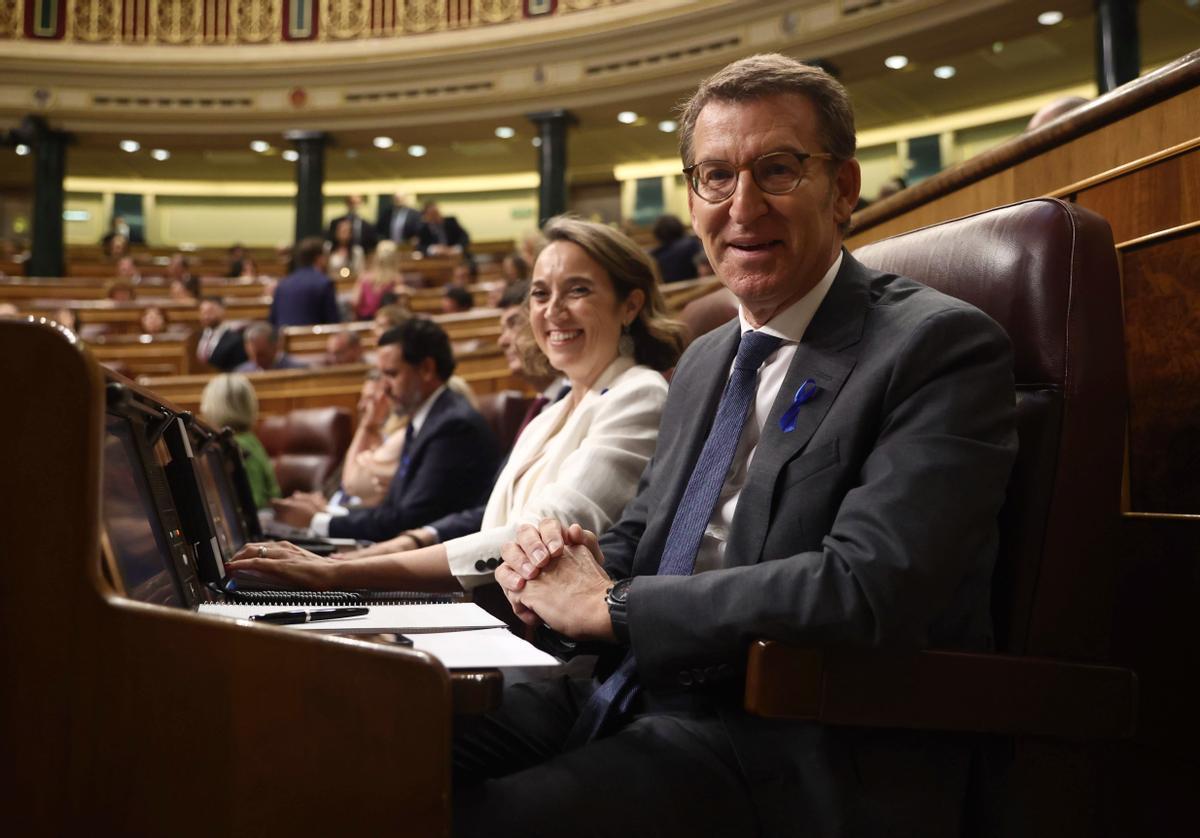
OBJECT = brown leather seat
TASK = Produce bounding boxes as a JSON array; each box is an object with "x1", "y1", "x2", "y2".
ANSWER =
[
  {"x1": 476, "y1": 389, "x2": 536, "y2": 454},
  {"x1": 677, "y1": 286, "x2": 738, "y2": 344},
  {"x1": 744, "y1": 198, "x2": 1136, "y2": 835},
  {"x1": 258, "y1": 407, "x2": 353, "y2": 495}
]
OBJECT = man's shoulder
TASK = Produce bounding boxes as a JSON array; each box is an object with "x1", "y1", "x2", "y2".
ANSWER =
[{"x1": 857, "y1": 261, "x2": 1004, "y2": 339}]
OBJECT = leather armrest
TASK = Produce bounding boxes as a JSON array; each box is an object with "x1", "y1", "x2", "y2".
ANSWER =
[{"x1": 744, "y1": 641, "x2": 1137, "y2": 740}]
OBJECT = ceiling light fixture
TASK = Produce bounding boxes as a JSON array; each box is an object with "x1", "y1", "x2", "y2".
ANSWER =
[
  {"x1": 281, "y1": 149, "x2": 299, "y2": 162},
  {"x1": 617, "y1": 111, "x2": 638, "y2": 124},
  {"x1": 250, "y1": 140, "x2": 270, "y2": 153},
  {"x1": 119, "y1": 140, "x2": 141, "y2": 153},
  {"x1": 495, "y1": 126, "x2": 516, "y2": 139},
  {"x1": 884, "y1": 55, "x2": 909, "y2": 70},
  {"x1": 372, "y1": 136, "x2": 394, "y2": 149},
  {"x1": 1038, "y1": 10, "x2": 1064, "y2": 25},
  {"x1": 15, "y1": 144, "x2": 30, "y2": 156},
  {"x1": 933, "y1": 65, "x2": 957, "y2": 79},
  {"x1": 658, "y1": 120, "x2": 678, "y2": 133},
  {"x1": 150, "y1": 149, "x2": 171, "y2": 161},
  {"x1": 408, "y1": 144, "x2": 427, "y2": 157},
  {"x1": 531, "y1": 137, "x2": 542, "y2": 148}
]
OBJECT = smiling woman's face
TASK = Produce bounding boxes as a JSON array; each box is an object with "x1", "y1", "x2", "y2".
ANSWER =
[{"x1": 528, "y1": 240, "x2": 642, "y2": 389}]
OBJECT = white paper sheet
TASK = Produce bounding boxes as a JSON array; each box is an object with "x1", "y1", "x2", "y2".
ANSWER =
[{"x1": 410, "y1": 629, "x2": 561, "y2": 669}]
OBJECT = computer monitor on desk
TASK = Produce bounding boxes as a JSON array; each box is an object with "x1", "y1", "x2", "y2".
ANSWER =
[{"x1": 100, "y1": 396, "x2": 205, "y2": 606}]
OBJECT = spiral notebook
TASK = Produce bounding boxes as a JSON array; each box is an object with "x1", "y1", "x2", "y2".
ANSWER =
[{"x1": 198, "y1": 601, "x2": 506, "y2": 634}]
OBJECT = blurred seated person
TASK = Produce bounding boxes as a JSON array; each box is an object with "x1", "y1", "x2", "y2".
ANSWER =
[
  {"x1": 227, "y1": 216, "x2": 684, "y2": 593},
  {"x1": 226, "y1": 244, "x2": 247, "y2": 278},
  {"x1": 200, "y1": 373, "x2": 280, "y2": 509},
  {"x1": 139, "y1": 305, "x2": 169, "y2": 335},
  {"x1": 502, "y1": 251, "x2": 531, "y2": 283},
  {"x1": 451, "y1": 259, "x2": 477, "y2": 287},
  {"x1": 103, "y1": 233, "x2": 130, "y2": 261},
  {"x1": 195, "y1": 296, "x2": 247, "y2": 370},
  {"x1": 693, "y1": 247, "x2": 715, "y2": 278},
  {"x1": 519, "y1": 230, "x2": 545, "y2": 267},
  {"x1": 442, "y1": 285, "x2": 474, "y2": 314},
  {"x1": 237, "y1": 256, "x2": 260, "y2": 280},
  {"x1": 259, "y1": 318, "x2": 499, "y2": 544},
  {"x1": 353, "y1": 239, "x2": 403, "y2": 320},
  {"x1": 324, "y1": 330, "x2": 364, "y2": 366},
  {"x1": 373, "y1": 302, "x2": 413, "y2": 338},
  {"x1": 166, "y1": 252, "x2": 201, "y2": 300},
  {"x1": 0, "y1": 302, "x2": 19, "y2": 318},
  {"x1": 269, "y1": 236, "x2": 341, "y2": 328},
  {"x1": 417, "y1": 201, "x2": 471, "y2": 258},
  {"x1": 115, "y1": 256, "x2": 141, "y2": 284},
  {"x1": 1027, "y1": 95, "x2": 1089, "y2": 132},
  {"x1": 235, "y1": 321, "x2": 307, "y2": 373},
  {"x1": 52, "y1": 306, "x2": 79, "y2": 332},
  {"x1": 105, "y1": 279, "x2": 135, "y2": 302},
  {"x1": 327, "y1": 218, "x2": 366, "y2": 280},
  {"x1": 650, "y1": 214, "x2": 703, "y2": 282}
]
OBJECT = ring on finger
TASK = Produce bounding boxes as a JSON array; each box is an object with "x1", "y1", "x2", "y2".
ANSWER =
[{"x1": 258, "y1": 545, "x2": 266, "y2": 558}]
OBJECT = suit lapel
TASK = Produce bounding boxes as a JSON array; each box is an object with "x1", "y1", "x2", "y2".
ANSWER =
[
  {"x1": 724, "y1": 254, "x2": 870, "y2": 568},
  {"x1": 632, "y1": 322, "x2": 740, "y2": 575}
]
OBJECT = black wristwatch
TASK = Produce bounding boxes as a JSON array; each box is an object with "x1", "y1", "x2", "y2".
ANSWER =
[{"x1": 605, "y1": 577, "x2": 633, "y2": 645}]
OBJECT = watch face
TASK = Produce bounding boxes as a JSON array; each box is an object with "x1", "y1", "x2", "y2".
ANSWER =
[{"x1": 608, "y1": 577, "x2": 632, "y2": 605}]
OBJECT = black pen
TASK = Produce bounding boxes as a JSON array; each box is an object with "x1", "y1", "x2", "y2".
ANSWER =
[{"x1": 249, "y1": 607, "x2": 370, "y2": 625}]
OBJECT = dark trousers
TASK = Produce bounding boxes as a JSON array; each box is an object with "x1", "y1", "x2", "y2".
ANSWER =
[{"x1": 453, "y1": 676, "x2": 761, "y2": 838}]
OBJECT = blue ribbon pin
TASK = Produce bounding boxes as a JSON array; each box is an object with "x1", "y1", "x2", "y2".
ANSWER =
[{"x1": 778, "y1": 378, "x2": 819, "y2": 433}]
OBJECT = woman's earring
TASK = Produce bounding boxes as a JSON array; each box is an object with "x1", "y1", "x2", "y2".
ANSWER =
[{"x1": 618, "y1": 322, "x2": 635, "y2": 357}]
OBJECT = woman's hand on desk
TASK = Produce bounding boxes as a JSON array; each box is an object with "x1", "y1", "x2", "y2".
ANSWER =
[{"x1": 227, "y1": 541, "x2": 339, "y2": 590}]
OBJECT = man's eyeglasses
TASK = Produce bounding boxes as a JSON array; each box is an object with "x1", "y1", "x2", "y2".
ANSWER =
[{"x1": 683, "y1": 150, "x2": 837, "y2": 203}]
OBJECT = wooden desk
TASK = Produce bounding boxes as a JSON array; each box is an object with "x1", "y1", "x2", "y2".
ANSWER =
[{"x1": 0, "y1": 318, "x2": 473, "y2": 835}]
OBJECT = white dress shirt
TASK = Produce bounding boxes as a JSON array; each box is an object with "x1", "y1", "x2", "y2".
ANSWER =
[{"x1": 693, "y1": 252, "x2": 842, "y2": 573}]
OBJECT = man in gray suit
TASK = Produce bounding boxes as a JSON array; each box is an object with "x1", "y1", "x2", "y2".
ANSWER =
[{"x1": 455, "y1": 54, "x2": 1017, "y2": 838}]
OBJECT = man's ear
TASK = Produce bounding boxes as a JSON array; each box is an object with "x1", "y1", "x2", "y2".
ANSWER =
[
  {"x1": 832, "y1": 158, "x2": 862, "y2": 227},
  {"x1": 417, "y1": 355, "x2": 439, "y2": 384}
]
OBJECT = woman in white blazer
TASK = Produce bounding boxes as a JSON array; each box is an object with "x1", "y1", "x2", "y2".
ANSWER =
[{"x1": 229, "y1": 216, "x2": 686, "y2": 592}]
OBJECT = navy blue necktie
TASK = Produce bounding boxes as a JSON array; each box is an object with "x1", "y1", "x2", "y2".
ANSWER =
[
  {"x1": 566, "y1": 330, "x2": 783, "y2": 747},
  {"x1": 398, "y1": 424, "x2": 415, "y2": 480}
]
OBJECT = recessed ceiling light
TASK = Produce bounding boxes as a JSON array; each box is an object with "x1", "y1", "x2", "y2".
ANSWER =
[
  {"x1": 345, "y1": 149, "x2": 359, "y2": 159},
  {"x1": 281, "y1": 149, "x2": 299, "y2": 162},
  {"x1": 119, "y1": 140, "x2": 140, "y2": 153},
  {"x1": 150, "y1": 148, "x2": 170, "y2": 161},
  {"x1": 1038, "y1": 10, "x2": 1064, "y2": 25},
  {"x1": 658, "y1": 120, "x2": 678, "y2": 133},
  {"x1": 250, "y1": 140, "x2": 270, "y2": 153},
  {"x1": 933, "y1": 65, "x2": 957, "y2": 79},
  {"x1": 617, "y1": 111, "x2": 638, "y2": 124},
  {"x1": 372, "y1": 136, "x2": 394, "y2": 149},
  {"x1": 407, "y1": 144, "x2": 427, "y2": 157},
  {"x1": 15, "y1": 144, "x2": 30, "y2": 156},
  {"x1": 494, "y1": 126, "x2": 515, "y2": 139},
  {"x1": 531, "y1": 137, "x2": 542, "y2": 148},
  {"x1": 992, "y1": 41, "x2": 1005, "y2": 53},
  {"x1": 884, "y1": 55, "x2": 909, "y2": 70}
]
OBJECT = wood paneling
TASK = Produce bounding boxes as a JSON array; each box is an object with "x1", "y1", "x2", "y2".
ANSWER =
[{"x1": 1119, "y1": 226, "x2": 1200, "y2": 513}]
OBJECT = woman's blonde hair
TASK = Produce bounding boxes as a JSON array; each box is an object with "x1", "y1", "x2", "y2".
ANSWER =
[
  {"x1": 200, "y1": 373, "x2": 259, "y2": 433},
  {"x1": 539, "y1": 215, "x2": 685, "y2": 372},
  {"x1": 369, "y1": 240, "x2": 402, "y2": 290}
]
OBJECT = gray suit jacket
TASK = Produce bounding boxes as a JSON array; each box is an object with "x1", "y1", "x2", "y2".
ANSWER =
[{"x1": 599, "y1": 252, "x2": 1018, "y2": 835}]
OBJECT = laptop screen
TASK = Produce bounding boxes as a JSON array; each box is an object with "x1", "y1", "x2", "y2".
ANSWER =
[{"x1": 101, "y1": 414, "x2": 184, "y2": 606}]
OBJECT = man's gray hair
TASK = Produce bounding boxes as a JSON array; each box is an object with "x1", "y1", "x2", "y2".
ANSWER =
[{"x1": 677, "y1": 53, "x2": 857, "y2": 167}]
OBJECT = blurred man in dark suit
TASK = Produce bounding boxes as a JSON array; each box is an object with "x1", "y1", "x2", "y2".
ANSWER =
[
  {"x1": 328, "y1": 194, "x2": 379, "y2": 253},
  {"x1": 269, "y1": 237, "x2": 340, "y2": 328}
]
